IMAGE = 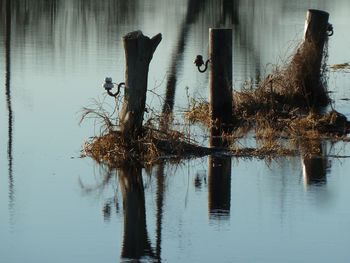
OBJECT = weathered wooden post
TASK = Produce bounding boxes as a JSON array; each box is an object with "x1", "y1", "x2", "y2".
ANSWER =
[
  {"x1": 119, "y1": 31, "x2": 162, "y2": 140},
  {"x1": 291, "y1": 9, "x2": 332, "y2": 107},
  {"x1": 209, "y1": 28, "x2": 233, "y2": 145},
  {"x1": 207, "y1": 29, "x2": 233, "y2": 215}
]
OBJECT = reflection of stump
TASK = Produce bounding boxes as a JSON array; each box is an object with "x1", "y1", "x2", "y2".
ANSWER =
[
  {"x1": 302, "y1": 156, "x2": 327, "y2": 185},
  {"x1": 302, "y1": 143, "x2": 327, "y2": 186},
  {"x1": 119, "y1": 165, "x2": 154, "y2": 260},
  {"x1": 119, "y1": 31, "x2": 162, "y2": 140}
]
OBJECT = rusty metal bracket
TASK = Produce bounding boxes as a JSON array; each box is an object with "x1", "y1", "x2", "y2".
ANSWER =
[{"x1": 194, "y1": 55, "x2": 210, "y2": 73}]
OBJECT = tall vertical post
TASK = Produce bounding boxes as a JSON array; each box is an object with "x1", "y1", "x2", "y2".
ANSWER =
[
  {"x1": 119, "y1": 31, "x2": 162, "y2": 141},
  {"x1": 209, "y1": 28, "x2": 233, "y2": 145}
]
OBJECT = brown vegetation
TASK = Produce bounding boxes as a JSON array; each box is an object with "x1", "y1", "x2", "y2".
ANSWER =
[{"x1": 82, "y1": 126, "x2": 212, "y2": 167}]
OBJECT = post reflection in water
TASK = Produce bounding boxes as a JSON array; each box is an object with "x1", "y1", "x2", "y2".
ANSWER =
[
  {"x1": 301, "y1": 143, "x2": 329, "y2": 187},
  {"x1": 95, "y1": 163, "x2": 166, "y2": 262},
  {"x1": 208, "y1": 128, "x2": 232, "y2": 220},
  {"x1": 118, "y1": 165, "x2": 155, "y2": 261},
  {"x1": 208, "y1": 156, "x2": 231, "y2": 219}
]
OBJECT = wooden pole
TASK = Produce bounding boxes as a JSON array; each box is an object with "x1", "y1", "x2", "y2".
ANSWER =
[
  {"x1": 119, "y1": 31, "x2": 162, "y2": 140},
  {"x1": 208, "y1": 29, "x2": 233, "y2": 217},
  {"x1": 209, "y1": 28, "x2": 233, "y2": 144}
]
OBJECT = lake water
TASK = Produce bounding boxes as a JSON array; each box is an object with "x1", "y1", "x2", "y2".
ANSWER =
[{"x1": 1, "y1": 0, "x2": 350, "y2": 262}]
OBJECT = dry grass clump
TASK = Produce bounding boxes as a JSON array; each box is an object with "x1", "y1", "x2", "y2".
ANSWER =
[
  {"x1": 259, "y1": 40, "x2": 329, "y2": 108},
  {"x1": 184, "y1": 99, "x2": 211, "y2": 127},
  {"x1": 234, "y1": 40, "x2": 330, "y2": 117},
  {"x1": 82, "y1": 126, "x2": 211, "y2": 167}
]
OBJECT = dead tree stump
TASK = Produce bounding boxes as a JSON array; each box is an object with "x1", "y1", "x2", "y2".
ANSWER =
[
  {"x1": 290, "y1": 9, "x2": 331, "y2": 107},
  {"x1": 303, "y1": 9, "x2": 330, "y2": 52},
  {"x1": 119, "y1": 31, "x2": 162, "y2": 141}
]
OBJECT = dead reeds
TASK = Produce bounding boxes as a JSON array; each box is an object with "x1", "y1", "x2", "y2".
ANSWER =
[{"x1": 81, "y1": 103, "x2": 212, "y2": 167}]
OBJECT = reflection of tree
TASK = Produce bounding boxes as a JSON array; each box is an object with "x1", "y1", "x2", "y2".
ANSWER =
[
  {"x1": 221, "y1": 0, "x2": 239, "y2": 25},
  {"x1": 162, "y1": 0, "x2": 207, "y2": 122},
  {"x1": 0, "y1": 0, "x2": 140, "y2": 50},
  {"x1": 161, "y1": 0, "x2": 240, "y2": 128}
]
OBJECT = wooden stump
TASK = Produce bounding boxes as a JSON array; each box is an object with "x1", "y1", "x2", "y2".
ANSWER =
[
  {"x1": 303, "y1": 9, "x2": 330, "y2": 50},
  {"x1": 296, "y1": 9, "x2": 331, "y2": 107},
  {"x1": 119, "y1": 31, "x2": 162, "y2": 140}
]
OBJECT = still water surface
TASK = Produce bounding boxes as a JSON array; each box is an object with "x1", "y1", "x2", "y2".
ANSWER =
[{"x1": 1, "y1": 0, "x2": 350, "y2": 262}]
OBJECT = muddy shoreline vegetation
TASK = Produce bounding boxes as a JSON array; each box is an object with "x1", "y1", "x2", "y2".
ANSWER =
[{"x1": 81, "y1": 15, "x2": 350, "y2": 168}]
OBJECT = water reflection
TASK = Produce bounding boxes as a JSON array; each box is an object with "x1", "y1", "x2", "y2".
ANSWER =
[
  {"x1": 302, "y1": 143, "x2": 329, "y2": 187},
  {"x1": 162, "y1": 0, "x2": 239, "y2": 122},
  {"x1": 208, "y1": 156, "x2": 231, "y2": 219},
  {"x1": 118, "y1": 165, "x2": 156, "y2": 261},
  {"x1": 162, "y1": 0, "x2": 208, "y2": 121},
  {"x1": 5, "y1": 0, "x2": 15, "y2": 225},
  {"x1": 208, "y1": 127, "x2": 232, "y2": 220},
  {"x1": 85, "y1": 164, "x2": 166, "y2": 262},
  {"x1": 155, "y1": 165, "x2": 165, "y2": 261}
]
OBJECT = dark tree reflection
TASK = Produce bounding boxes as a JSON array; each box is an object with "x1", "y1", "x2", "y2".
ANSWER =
[
  {"x1": 161, "y1": 0, "x2": 239, "y2": 125},
  {"x1": 162, "y1": 0, "x2": 207, "y2": 124}
]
